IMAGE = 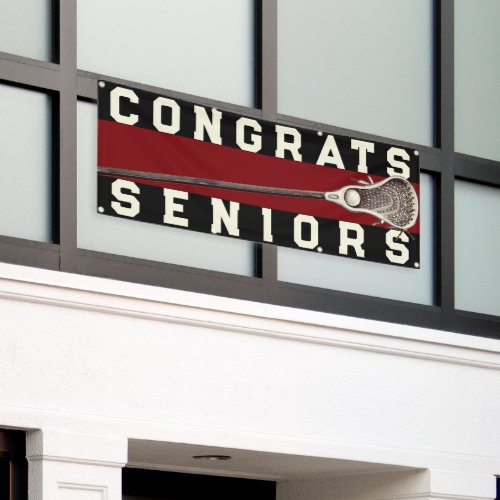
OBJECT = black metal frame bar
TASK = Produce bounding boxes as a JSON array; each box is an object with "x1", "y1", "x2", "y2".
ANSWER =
[
  {"x1": 0, "y1": 0, "x2": 499, "y2": 338},
  {"x1": 438, "y1": 0, "x2": 455, "y2": 324}
]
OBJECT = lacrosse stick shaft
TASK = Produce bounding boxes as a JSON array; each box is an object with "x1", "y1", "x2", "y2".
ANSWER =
[{"x1": 98, "y1": 167, "x2": 326, "y2": 199}]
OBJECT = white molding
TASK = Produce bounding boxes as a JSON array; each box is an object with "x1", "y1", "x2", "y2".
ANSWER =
[
  {"x1": 368, "y1": 495, "x2": 491, "y2": 500},
  {"x1": 0, "y1": 262, "x2": 499, "y2": 371},
  {"x1": 429, "y1": 496, "x2": 492, "y2": 500},
  {"x1": 26, "y1": 430, "x2": 128, "y2": 468},
  {"x1": 58, "y1": 483, "x2": 107, "y2": 499},
  {"x1": 30, "y1": 456, "x2": 125, "y2": 469},
  {"x1": 4, "y1": 403, "x2": 500, "y2": 476},
  {"x1": 366, "y1": 495, "x2": 429, "y2": 500},
  {"x1": 369, "y1": 495, "x2": 490, "y2": 500},
  {"x1": 125, "y1": 461, "x2": 407, "y2": 482}
]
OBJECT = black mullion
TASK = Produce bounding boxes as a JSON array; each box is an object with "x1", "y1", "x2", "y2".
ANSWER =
[
  {"x1": 455, "y1": 154, "x2": 500, "y2": 187},
  {"x1": 77, "y1": 71, "x2": 264, "y2": 119},
  {"x1": 251, "y1": 0, "x2": 265, "y2": 279},
  {"x1": 276, "y1": 112, "x2": 434, "y2": 153},
  {"x1": 419, "y1": 148, "x2": 442, "y2": 173},
  {"x1": 51, "y1": 0, "x2": 60, "y2": 64},
  {"x1": 260, "y1": 0, "x2": 278, "y2": 122},
  {"x1": 254, "y1": 0, "x2": 263, "y2": 110},
  {"x1": 0, "y1": 238, "x2": 59, "y2": 270},
  {"x1": 0, "y1": 57, "x2": 60, "y2": 90},
  {"x1": 256, "y1": 0, "x2": 278, "y2": 283},
  {"x1": 49, "y1": 0, "x2": 62, "y2": 244},
  {"x1": 51, "y1": 85, "x2": 60, "y2": 245},
  {"x1": 78, "y1": 249, "x2": 262, "y2": 300},
  {"x1": 447, "y1": 311, "x2": 500, "y2": 340},
  {"x1": 433, "y1": 0, "x2": 442, "y2": 149},
  {"x1": 437, "y1": 0, "x2": 455, "y2": 325},
  {"x1": 58, "y1": 0, "x2": 78, "y2": 272}
]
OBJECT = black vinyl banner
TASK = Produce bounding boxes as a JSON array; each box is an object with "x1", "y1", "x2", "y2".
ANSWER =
[{"x1": 97, "y1": 80, "x2": 421, "y2": 268}]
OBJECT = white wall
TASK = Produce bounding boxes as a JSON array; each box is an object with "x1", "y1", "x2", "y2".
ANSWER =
[
  {"x1": 277, "y1": 469, "x2": 497, "y2": 500},
  {"x1": 0, "y1": 262, "x2": 499, "y2": 498}
]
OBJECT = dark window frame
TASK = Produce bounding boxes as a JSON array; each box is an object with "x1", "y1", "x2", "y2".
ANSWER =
[{"x1": 0, "y1": 0, "x2": 499, "y2": 338}]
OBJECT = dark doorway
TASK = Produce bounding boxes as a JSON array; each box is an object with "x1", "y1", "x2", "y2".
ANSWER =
[
  {"x1": 0, "y1": 431, "x2": 27, "y2": 500},
  {"x1": 122, "y1": 467, "x2": 276, "y2": 500}
]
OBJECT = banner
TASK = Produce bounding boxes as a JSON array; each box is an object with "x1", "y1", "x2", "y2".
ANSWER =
[{"x1": 97, "y1": 81, "x2": 420, "y2": 268}]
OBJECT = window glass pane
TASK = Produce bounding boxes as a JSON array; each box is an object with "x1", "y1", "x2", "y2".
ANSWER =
[
  {"x1": 455, "y1": 181, "x2": 500, "y2": 317},
  {"x1": 455, "y1": 0, "x2": 500, "y2": 162},
  {"x1": 0, "y1": 84, "x2": 52, "y2": 242},
  {"x1": 278, "y1": 0, "x2": 433, "y2": 146},
  {"x1": 278, "y1": 174, "x2": 435, "y2": 305},
  {"x1": 0, "y1": 0, "x2": 51, "y2": 61},
  {"x1": 77, "y1": 0, "x2": 255, "y2": 107},
  {"x1": 77, "y1": 101, "x2": 254, "y2": 276}
]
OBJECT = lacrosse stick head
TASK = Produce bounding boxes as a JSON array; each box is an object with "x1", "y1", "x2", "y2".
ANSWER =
[{"x1": 325, "y1": 176, "x2": 419, "y2": 230}]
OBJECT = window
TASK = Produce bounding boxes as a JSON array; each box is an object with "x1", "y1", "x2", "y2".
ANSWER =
[
  {"x1": 455, "y1": 0, "x2": 500, "y2": 162},
  {"x1": 77, "y1": 0, "x2": 255, "y2": 106},
  {"x1": 0, "y1": 0, "x2": 52, "y2": 61},
  {"x1": 455, "y1": 181, "x2": 500, "y2": 317},
  {"x1": 0, "y1": 84, "x2": 52, "y2": 242},
  {"x1": 278, "y1": 0, "x2": 434, "y2": 145}
]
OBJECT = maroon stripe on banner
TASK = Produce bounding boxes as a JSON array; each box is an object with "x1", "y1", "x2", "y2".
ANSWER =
[{"x1": 98, "y1": 120, "x2": 420, "y2": 233}]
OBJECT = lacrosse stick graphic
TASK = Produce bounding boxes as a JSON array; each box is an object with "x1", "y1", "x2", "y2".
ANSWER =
[
  {"x1": 98, "y1": 167, "x2": 419, "y2": 231},
  {"x1": 324, "y1": 175, "x2": 419, "y2": 231}
]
